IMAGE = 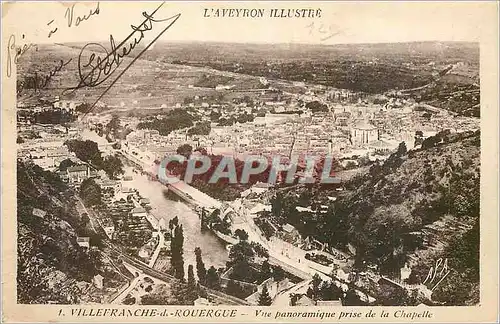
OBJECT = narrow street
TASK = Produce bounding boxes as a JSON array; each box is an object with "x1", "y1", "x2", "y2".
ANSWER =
[
  {"x1": 111, "y1": 271, "x2": 144, "y2": 304},
  {"x1": 272, "y1": 279, "x2": 311, "y2": 306},
  {"x1": 230, "y1": 206, "x2": 331, "y2": 281}
]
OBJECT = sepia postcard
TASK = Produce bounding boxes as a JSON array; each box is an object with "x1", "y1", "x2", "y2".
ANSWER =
[{"x1": 1, "y1": 1, "x2": 499, "y2": 323}]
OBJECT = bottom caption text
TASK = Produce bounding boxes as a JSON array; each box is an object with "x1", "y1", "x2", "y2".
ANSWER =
[{"x1": 59, "y1": 308, "x2": 434, "y2": 320}]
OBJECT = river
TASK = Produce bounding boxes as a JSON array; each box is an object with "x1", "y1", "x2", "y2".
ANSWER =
[
  {"x1": 77, "y1": 127, "x2": 229, "y2": 271},
  {"x1": 122, "y1": 166, "x2": 229, "y2": 272}
]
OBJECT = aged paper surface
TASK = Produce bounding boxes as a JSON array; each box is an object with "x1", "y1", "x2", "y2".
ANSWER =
[{"x1": 1, "y1": 1, "x2": 499, "y2": 322}]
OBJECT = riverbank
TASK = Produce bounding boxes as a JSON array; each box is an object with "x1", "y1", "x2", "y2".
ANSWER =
[{"x1": 120, "y1": 165, "x2": 229, "y2": 271}]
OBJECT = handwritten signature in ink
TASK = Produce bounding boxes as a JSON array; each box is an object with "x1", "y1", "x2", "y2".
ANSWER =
[{"x1": 64, "y1": 2, "x2": 181, "y2": 114}]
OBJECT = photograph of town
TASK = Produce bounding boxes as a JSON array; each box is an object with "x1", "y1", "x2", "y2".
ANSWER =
[{"x1": 15, "y1": 22, "x2": 480, "y2": 307}]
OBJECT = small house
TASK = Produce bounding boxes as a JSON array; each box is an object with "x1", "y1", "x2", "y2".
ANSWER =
[
  {"x1": 32, "y1": 208, "x2": 47, "y2": 219},
  {"x1": 295, "y1": 295, "x2": 315, "y2": 306},
  {"x1": 131, "y1": 207, "x2": 148, "y2": 218},
  {"x1": 77, "y1": 237, "x2": 90, "y2": 249},
  {"x1": 66, "y1": 165, "x2": 91, "y2": 185},
  {"x1": 93, "y1": 274, "x2": 104, "y2": 289},
  {"x1": 194, "y1": 297, "x2": 213, "y2": 306}
]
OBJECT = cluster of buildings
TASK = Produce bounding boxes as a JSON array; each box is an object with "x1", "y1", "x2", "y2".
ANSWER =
[
  {"x1": 95, "y1": 181, "x2": 168, "y2": 262},
  {"x1": 119, "y1": 96, "x2": 478, "y2": 172},
  {"x1": 17, "y1": 98, "x2": 82, "y2": 114},
  {"x1": 17, "y1": 124, "x2": 80, "y2": 170}
]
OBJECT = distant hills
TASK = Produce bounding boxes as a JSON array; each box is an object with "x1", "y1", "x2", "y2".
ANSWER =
[
  {"x1": 144, "y1": 41, "x2": 480, "y2": 107},
  {"x1": 146, "y1": 41, "x2": 479, "y2": 64}
]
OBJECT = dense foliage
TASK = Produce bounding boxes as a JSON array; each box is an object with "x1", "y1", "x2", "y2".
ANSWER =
[
  {"x1": 137, "y1": 109, "x2": 199, "y2": 136},
  {"x1": 169, "y1": 217, "x2": 185, "y2": 280},
  {"x1": 17, "y1": 162, "x2": 104, "y2": 304},
  {"x1": 270, "y1": 131, "x2": 480, "y2": 304},
  {"x1": 79, "y1": 179, "x2": 102, "y2": 207},
  {"x1": 64, "y1": 139, "x2": 123, "y2": 179},
  {"x1": 258, "y1": 285, "x2": 273, "y2": 306}
]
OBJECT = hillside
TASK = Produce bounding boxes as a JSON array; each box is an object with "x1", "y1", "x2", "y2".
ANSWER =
[
  {"x1": 343, "y1": 130, "x2": 479, "y2": 272},
  {"x1": 17, "y1": 161, "x2": 125, "y2": 304},
  {"x1": 270, "y1": 130, "x2": 480, "y2": 305}
]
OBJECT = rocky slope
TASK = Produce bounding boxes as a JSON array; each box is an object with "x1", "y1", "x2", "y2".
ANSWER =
[
  {"x1": 17, "y1": 161, "x2": 123, "y2": 304},
  {"x1": 271, "y1": 130, "x2": 480, "y2": 305}
]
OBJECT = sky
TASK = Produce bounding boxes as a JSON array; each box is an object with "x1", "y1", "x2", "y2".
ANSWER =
[{"x1": 2, "y1": 1, "x2": 496, "y2": 46}]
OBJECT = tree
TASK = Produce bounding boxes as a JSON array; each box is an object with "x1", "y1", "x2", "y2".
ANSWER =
[
  {"x1": 106, "y1": 115, "x2": 120, "y2": 136},
  {"x1": 186, "y1": 264, "x2": 199, "y2": 302},
  {"x1": 228, "y1": 241, "x2": 255, "y2": 281},
  {"x1": 176, "y1": 144, "x2": 193, "y2": 159},
  {"x1": 217, "y1": 117, "x2": 235, "y2": 126},
  {"x1": 188, "y1": 121, "x2": 211, "y2": 136},
  {"x1": 306, "y1": 287, "x2": 314, "y2": 299},
  {"x1": 258, "y1": 285, "x2": 273, "y2": 306},
  {"x1": 397, "y1": 142, "x2": 407, "y2": 156},
  {"x1": 290, "y1": 293, "x2": 301, "y2": 306},
  {"x1": 141, "y1": 293, "x2": 169, "y2": 305},
  {"x1": 342, "y1": 288, "x2": 366, "y2": 306},
  {"x1": 123, "y1": 294, "x2": 136, "y2": 305},
  {"x1": 432, "y1": 222, "x2": 479, "y2": 305},
  {"x1": 225, "y1": 279, "x2": 247, "y2": 299},
  {"x1": 195, "y1": 247, "x2": 207, "y2": 285},
  {"x1": 205, "y1": 266, "x2": 220, "y2": 290},
  {"x1": 169, "y1": 216, "x2": 179, "y2": 231},
  {"x1": 261, "y1": 260, "x2": 272, "y2": 280},
  {"x1": 210, "y1": 111, "x2": 221, "y2": 122},
  {"x1": 310, "y1": 273, "x2": 322, "y2": 300},
  {"x1": 187, "y1": 264, "x2": 196, "y2": 287},
  {"x1": 271, "y1": 193, "x2": 283, "y2": 216},
  {"x1": 58, "y1": 158, "x2": 76, "y2": 171},
  {"x1": 17, "y1": 136, "x2": 25, "y2": 144},
  {"x1": 79, "y1": 213, "x2": 90, "y2": 228},
  {"x1": 305, "y1": 101, "x2": 328, "y2": 113},
  {"x1": 422, "y1": 135, "x2": 439, "y2": 149},
  {"x1": 171, "y1": 225, "x2": 185, "y2": 280},
  {"x1": 64, "y1": 140, "x2": 103, "y2": 167},
  {"x1": 234, "y1": 229, "x2": 249, "y2": 241},
  {"x1": 228, "y1": 241, "x2": 255, "y2": 266},
  {"x1": 272, "y1": 265, "x2": 285, "y2": 281},
  {"x1": 75, "y1": 103, "x2": 90, "y2": 113},
  {"x1": 102, "y1": 154, "x2": 124, "y2": 179},
  {"x1": 319, "y1": 281, "x2": 343, "y2": 301},
  {"x1": 80, "y1": 178, "x2": 102, "y2": 206},
  {"x1": 250, "y1": 242, "x2": 269, "y2": 258},
  {"x1": 137, "y1": 109, "x2": 196, "y2": 136},
  {"x1": 194, "y1": 147, "x2": 208, "y2": 155},
  {"x1": 236, "y1": 113, "x2": 254, "y2": 124}
]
